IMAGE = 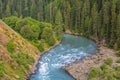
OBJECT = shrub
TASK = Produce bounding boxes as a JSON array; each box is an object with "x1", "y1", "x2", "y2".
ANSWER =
[
  {"x1": 88, "y1": 67, "x2": 101, "y2": 80},
  {"x1": 20, "y1": 25, "x2": 34, "y2": 39},
  {"x1": 114, "y1": 66, "x2": 120, "y2": 71},
  {"x1": 115, "y1": 51, "x2": 120, "y2": 56},
  {"x1": 7, "y1": 39, "x2": 15, "y2": 53},
  {"x1": 104, "y1": 58, "x2": 113, "y2": 65},
  {"x1": 12, "y1": 52, "x2": 34, "y2": 70},
  {"x1": 38, "y1": 44, "x2": 44, "y2": 52},
  {"x1": 100, "y1": 63, "x2": 108, "y2": 70},
  {"x1": 114, "y1": 66, "x2": 120, "y2": 79},
  {"x1": 31, "y1": 40, "x2": 44, "y2": 52},
  {"x1": 2, "y1": 16, "x2": 19, "y2": 29},
  {"x1": 114, "y1": 71, "x2": 120, "y2": 79},
  {"x1": 0, "y1": 64, "x2": 7, "y2": 78},
  {"x1": 41, "y1": 27, "x2": 56, "y2": 46},
  {"x1": 116, "y1": 58, "x2": 120, "y2": 63},
  {"x1": 17, "y1": 78, "x2": 24, "y2": 80}
]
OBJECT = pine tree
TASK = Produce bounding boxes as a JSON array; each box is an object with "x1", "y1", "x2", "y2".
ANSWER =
[
  {"x1": 102, "y1": 1, "x2": 110, "y2": 43},
  {"x1": 0, "y1": 0, "x2": 2, "y2": 18},
  {"x1": 30, "y1": 0, "x2": 37, "y2": 19},
  {"x1": 116, "y1": 13, "x2": 120, "y2": 49},
  {"x1": 55, "y1": 9, "x2": 63, "y2": 39},
  {"x1": 23, "y1": 0, "x2": 29, "y2": 17},
  {"x1": 91, "y1": 3, "x2": 98, "y2": 38},
  {"x1": 5, "y1": 1, "x2": 11, "y2": 17},
  {"x1": 37, "y1": 0, "x2": 44, "y2": 21},
  {"x1": 110, "y1": 0, "x2": 117, "y2": 46}
]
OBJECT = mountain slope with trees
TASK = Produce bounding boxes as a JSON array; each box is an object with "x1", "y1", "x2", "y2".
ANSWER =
[
  {"x1": 0, "y1": 0, "x2": 120, "y2": 80},
  {"x1": 0, "y1": 20, "x2": 40, "y2": 80},
  {"x1": 0, "y1": 0, "x2": 120, "y2": 49},
  {"x1": 0, "y1": 16, "x2": 62, "y2": 80}
]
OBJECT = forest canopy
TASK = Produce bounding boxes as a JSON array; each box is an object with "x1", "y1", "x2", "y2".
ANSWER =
[{"x1": 1, "y1": 0, "x2": 120, "y2": 49}]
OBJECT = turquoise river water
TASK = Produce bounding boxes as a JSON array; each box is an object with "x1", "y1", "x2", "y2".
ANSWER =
[{"x1": 30, "y1": 34, "x2": 97, "y2": 80}]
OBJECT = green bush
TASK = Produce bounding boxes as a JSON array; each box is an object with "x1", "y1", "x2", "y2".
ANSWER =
[
  {"x1": 114, "y1": 66, "x2": 120, "y2": 79},
  {"x1": 100, "y1": 63, "x2": 108, "y2": 70},
  {"x1": 116, "y1": 58, "x2": 120, "y2": 63},
  {"x1": 12, "y1": 52, "x2": 34, "y2": 70},
  {"x1": 17, "y1": 78, "x2": 24, "y2": 80},
  {"x1": 7, "y1": 39, "x2": 15, "y2": 53},
  {"x1": 100, "y1": 64, "x2": 116, "y2": 80},
  {"x1": 0, "y1": 64, "x2": 7, "y2": 78},
  {"x1": 38, "y1": 44, "x2": 44, "y2": 52},
  {"x1": 88, "y1": 64, "x2": 118, "y2": 80},
  {"x1": 2, "y1": 16, "x2": 19, "y2": 29},
  {"x1": 104, "y1": 58, "x2": 113, "y2": 65},
  {"x1": 41, "y1": 27, "x2": 56, "y2": 46},
  {"x1": 20, "y1": 25, "x2": 34, "y2": 39},
  {"x1": 114, "y1": 66, "x2": 120, "y2": 71},
  {"x1": 19, "y1": 18, "x2": 41, "y2": 40},
  {"x1": 88, "y1": 67, "x2": 101, "y2": 80},
  {"x1": 115, "y1": 51, "x2": 120, "y2": 56},
  {"x1": 31, "y1": 40, "x2": 44, "y2": 52}
]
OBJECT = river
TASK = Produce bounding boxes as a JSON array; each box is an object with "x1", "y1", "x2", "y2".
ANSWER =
[{"x1": 30, "y1": 34, "x2": 97, "y2": 80}]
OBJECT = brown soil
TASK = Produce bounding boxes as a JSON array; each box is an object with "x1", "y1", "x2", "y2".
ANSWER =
[{"x1": 64, "y1": 46, "x2": 119, "y2": 80}]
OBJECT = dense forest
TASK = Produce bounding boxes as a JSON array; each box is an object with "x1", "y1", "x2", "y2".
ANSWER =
[
  {"x1": 0, "y1": 0, "x2": 120, "y2": 49},
  {"x1": 1, "y1": 0, "x2": 120, "y2": 80}
]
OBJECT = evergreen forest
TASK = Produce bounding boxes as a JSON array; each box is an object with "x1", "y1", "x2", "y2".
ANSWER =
[{"x1": 0, "y1": 0, "x2": 120, "y2": 80}]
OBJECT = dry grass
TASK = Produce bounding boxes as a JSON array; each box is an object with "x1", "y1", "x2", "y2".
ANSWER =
[{"x1": 0, "y1": 20, "x2": 40, "y2": 80}]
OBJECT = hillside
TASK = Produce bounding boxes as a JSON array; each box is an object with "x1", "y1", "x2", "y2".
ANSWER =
[
  {"x1": 0, "y1": 0, "x2": 120, "y2": 50},
  {"x1": 0, "y1": 0, "x2": 120, "y2": 80},
  {"x1": 0, "y1": 20, "x2": 40, "y2": 80}
]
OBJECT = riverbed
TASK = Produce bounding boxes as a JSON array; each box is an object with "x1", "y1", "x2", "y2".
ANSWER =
[{"x1": 29, "y1": 34, "x2": 97, "y2": 80}]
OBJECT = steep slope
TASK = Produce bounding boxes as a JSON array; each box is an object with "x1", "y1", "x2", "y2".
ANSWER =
[{"x1": 0, "y1": 20, "x2": 40, "y2": 80}]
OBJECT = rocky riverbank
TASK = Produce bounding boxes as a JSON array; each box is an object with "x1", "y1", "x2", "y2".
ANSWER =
[{"x1": 64, "y1": 46, "x2": 119, "y2": 80}]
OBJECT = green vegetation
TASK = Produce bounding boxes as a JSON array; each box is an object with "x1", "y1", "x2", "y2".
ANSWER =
[
  {"x1": 1, "y1": 16, "x2": 62, "y2": 79},
  {"x1": 115, "y1": 51, "x2": 120, "y2": 56},
  {"x1": 1, "y1": 0, "x2": 120, "y2": 80},
  {"x1": 116, "y1": 58, "x2": 120, "y2": 63},
  {"x1": 0, "y1": 64, "x2": 7, "y2": 78},
  {"x1": 2, "y1": 16, "x2": 19, "y2": 29},
  {"x1": 88, "y1": 67, "x2": 101, "y2": 80},
  {"x1": 88, "y1": 60, "x2": 120, "y2": 80},
  {"x1": 3, "y1": 16, "x2": 61, "y2": 51},
  {"x1": 31, "y1": 40, "x2": 44, "y2": 52},
  {"x1": 0, "y1": 0, "x2": 120, "y2": 50},
  {"x1": 0, "y1": 20, "x2": 41, "y2": 80},
  {"x1": 85, "y1": 56, "x2": 120, "y2": 80},
  {"x1": 41, "y1": 27, "x2": 56, "y2": 46},
  {"x1": 114, "y1": 66, "x2": 120, "y2": 79},
  {"x1": 12, "y1": 52, "x2": 34, "y2": 70},
  {"x1": 104, "y1": 58, "x2": 113, "y2": 65},
  {"x1": 7, "y1": 39, "x2": 15, "y2": 53},
  {"x1": 3, "y1": 17, "x2": 41, "y2": 40}
]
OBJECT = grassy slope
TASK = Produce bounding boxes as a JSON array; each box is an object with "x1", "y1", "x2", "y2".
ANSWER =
[{"x1": 0, "y1": 20, "x2": 40, "y2": 80}]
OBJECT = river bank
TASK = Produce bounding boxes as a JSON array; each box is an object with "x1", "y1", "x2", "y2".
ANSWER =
[
  {"x1": 26, "y1": 30, "x2": 104, "y2": 80},
  {"x1": 64, "y1": 30, "x2": 119, "y2": 80},
  {"x1": 25, "y1": 41, "x2": 61, "y2": 79},
  {"x1": 64, "y1": 46, "x2": 119, "y2": 80}
]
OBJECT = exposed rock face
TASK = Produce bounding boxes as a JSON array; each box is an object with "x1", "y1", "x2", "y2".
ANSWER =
[{"x1": 64, "y1": 46, "x2": 118, "y2": 80}]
